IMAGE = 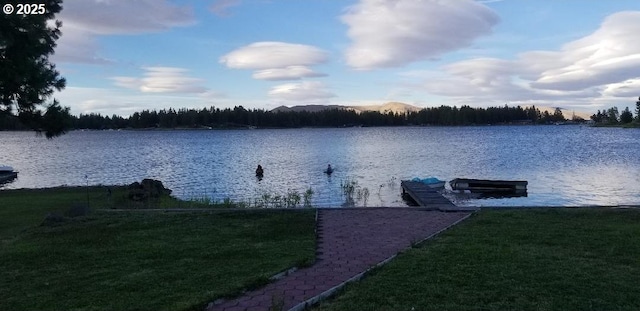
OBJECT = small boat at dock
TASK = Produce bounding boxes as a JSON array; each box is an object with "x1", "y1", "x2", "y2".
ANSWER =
[
  {"x1": 0, "y1": 166, "x2": 18, "y2": 184},
  {"x1": 450, "y1": 178, "x2": 527, "y2": 193},
  {"x1": 411, "y1": 177, "x2": 445, "y2": 189}
]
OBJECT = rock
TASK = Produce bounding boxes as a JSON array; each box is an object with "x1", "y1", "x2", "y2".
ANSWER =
[
  {"x1": 128, "y1": 182, "x2": 141, "y2": 190},
  {"x1": 141, "y1": 179, "x2": 171, "y2": 196},
  {"x1": 41, "y1": 213, "x2": 67, "y2": 227},
  {"x1": 127, "y1": 179, "x2": 171, "y2": 201}
]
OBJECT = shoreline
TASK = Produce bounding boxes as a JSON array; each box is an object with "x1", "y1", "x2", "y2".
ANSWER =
[{"x1": 1, "y1": 186, "x2": 638, "y2": 210}]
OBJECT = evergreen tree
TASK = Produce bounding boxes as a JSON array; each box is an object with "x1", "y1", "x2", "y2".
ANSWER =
[
  {"x1": 552, "y1": 107, "x2": 565, "y2": 122},
  {"x1": 0, "y1": 0, "x2": 69, "y2": 138},
  {"x1": 636, "y1": 97, "x2": 640, "y2": 123},
  {"x1": 606, "y1": 107, "x2": 619, "y2": 124},
  {"x1": 620, "y1": 107, "x2": 633, "y2": 124}
]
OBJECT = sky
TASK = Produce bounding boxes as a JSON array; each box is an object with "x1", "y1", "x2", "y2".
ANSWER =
[{"x1": 50, "y1": 0, "x2": 640, "y2": 117}]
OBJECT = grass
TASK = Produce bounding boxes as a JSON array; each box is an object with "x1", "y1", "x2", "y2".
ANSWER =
[
  {"x1": 0, "y1": 186, "x2": 119, "y2": 239},
  {"x1": 315, "y1": 208, "x2": 640, "y2": 311},
  {"x1": 0, "y1": 187, "x2": 316, "y2": 311},
  {"x1": 0, "y1": 186, "x2": 203, "y2": 239}
]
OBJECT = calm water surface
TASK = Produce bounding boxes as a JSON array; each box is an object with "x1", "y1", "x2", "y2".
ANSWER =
[{"x1": 1, "y1": 126, "x2": 639, "y2": 207}]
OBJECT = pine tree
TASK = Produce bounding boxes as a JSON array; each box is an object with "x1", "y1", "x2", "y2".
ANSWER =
[
  {"x1": 0, "y1": 0, "x2": 69, "y2": 138},
  {"x1": 636, "y1": 96, "x2": 640, "y2": 123},
  {"x1": 620, "y1": 107, "x2": 633, "y2": 124}
]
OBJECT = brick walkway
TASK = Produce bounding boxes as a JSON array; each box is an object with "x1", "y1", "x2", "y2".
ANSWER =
[{"x1": 207, "y1": 208, "x2": 471, "y2": 311}]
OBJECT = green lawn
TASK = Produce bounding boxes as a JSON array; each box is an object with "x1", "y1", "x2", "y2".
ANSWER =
[
  {"x1": 6, "y1": 188, "x2": 639, "y2": 311},
  {"x1": 0, "y1": 187, "x2": 316, "y2": 311},
  {"x1": 316, "y1": 208, "x2": 640, "y2": 311},
  {"x1": 0, "y1": 186, "x2": 200, "y2": 239}
]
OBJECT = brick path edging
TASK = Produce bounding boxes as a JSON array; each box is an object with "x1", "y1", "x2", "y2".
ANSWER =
[
  {"x1": 288, "y1": 211, "x2": 473, "y2": 311},
  {"x1": 206, "y1": 208, "x2": 473, "y2": 311}
]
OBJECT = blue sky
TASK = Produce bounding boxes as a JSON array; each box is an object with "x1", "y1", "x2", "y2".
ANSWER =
[{"x1": 52, "y1": 0, "x2": 640, "y2": 116}]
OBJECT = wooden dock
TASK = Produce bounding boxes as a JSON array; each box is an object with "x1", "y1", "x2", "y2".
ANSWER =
[
  {"x1": 401, "y1": 180, "x2": 477, "y2": 212},
  {"x1": 449, "y1": 178, "x2": 527, "y2": 193}
]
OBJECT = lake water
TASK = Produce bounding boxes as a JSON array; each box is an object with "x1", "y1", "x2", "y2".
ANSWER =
[{"x1": 1, "y1": 126, "x2": 639, "y2": 207}]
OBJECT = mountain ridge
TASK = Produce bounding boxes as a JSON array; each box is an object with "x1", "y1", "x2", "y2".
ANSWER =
[
  {"x1": 272, "y1": 102, "x2": 594, "y2": 119},
  {"x1": 271, "y1": 102, "x2": 421, "y2": 114}
]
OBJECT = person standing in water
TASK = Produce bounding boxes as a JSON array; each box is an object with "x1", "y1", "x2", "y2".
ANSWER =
[
  {"x1": 325, "y1": 164, "x2": 333, "y2": 175},
  {"x1": 256, "y1": 164, "x2": 264, "y2": 178}
]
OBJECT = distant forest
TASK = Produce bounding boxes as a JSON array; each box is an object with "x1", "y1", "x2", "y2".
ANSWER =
[{"x1": 0, "y1": 105, "x2": 582, "y2": 131}]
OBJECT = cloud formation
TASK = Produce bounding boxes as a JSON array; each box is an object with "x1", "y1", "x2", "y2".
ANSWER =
[
  {"x1": 220, "y1": 41, "x2": 328, "y2": 70},
  {"x1": 220, "y1": 42, "x2": 328, "y2": 80},
  {"x1": 210, "y1": 0, "x2": 242, "y2": 16},
  {"x1": 419, "y1": 11, "x2": 640, "y2": 108},
  {"x1": 55, "y1": 0, "x2": 195, "y2": 64},
  {"x1": 57, "y1": 86, "x2": 226, "y2": 116},
  {"x1": 60, "y1": 0, "x2": 195, "y2": 35},
  {"x1": 341, "y1": 0, "x2": 499, "y2": 70},
  {"x1": 529, "y1": 11, "x2": 640, "y2": 91},
  {"x1": 268, "y1": 81, "x2": 335, "y2": 101},
  {"x1": 603, "y1": 79, "x2": 640, "y2": 98},
  {"x1": 53, "y1": 28, "x2": 111, "y2": 64},
  {"x1": 112, "y1": 67, "x2": 208, "y2": 94},
  {"x1": 252, "y1": 66, "x2": 327, "y2": 81}
]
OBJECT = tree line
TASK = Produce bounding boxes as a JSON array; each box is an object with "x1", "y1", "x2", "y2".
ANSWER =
[
  {"x1": 0, "y1": 104, "x2": 584, "y2": 131},
  {"x1": 2, "y1": 2, "x2": 638, "y2": 137},
  {"x1": 590, "y1": 97, "x2": 640, "y2": 125}
]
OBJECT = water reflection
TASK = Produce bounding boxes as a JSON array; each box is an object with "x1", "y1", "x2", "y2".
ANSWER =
[{"x1": 1, "y1": 126, "x2": 639, "y2": 207}]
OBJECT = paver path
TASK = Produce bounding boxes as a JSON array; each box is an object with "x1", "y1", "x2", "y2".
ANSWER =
[{"x1": 207, "y1": 208, "x2": 471, "y2": 311}]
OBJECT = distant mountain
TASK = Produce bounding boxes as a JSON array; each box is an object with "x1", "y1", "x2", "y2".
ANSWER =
[
  {"x1": 271, "y1": 104, "x2": 346, "y2": 113},
  {"x1": 271, "y1": 103, "x2": 594, "y2": 120},
  {"x1": 348, "y1": 102, "x2": 422, "y2": 114},
  {"x1": 271, "y1": 102, "x2": 422, "y2": 114}
]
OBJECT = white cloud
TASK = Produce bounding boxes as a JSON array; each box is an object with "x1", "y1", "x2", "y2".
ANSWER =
[
  {"x1": 112, "y1": 67, "x2": 208, "y2": 94},
  {"x1": 341, "y1": 0, "x2": 499, "y2": 70},
  {"x1": 421, "y1": 58, "x2": 602, "y2": 108},
  {"x1": 56, "y1": 87, "x2": 148, "y2": 116},
  {"x1": 220, "y1": 41, "x2": 328, "y2": 68},
  {"x1": 416, "y1": 11, "x2": 640, "y2": 110},
  {"x1": 529, "y1": 11, "x2": 640, "y2": 91},
  {"x1": 268, "y1": 81, "x2": 336, "y2": 102},
  {"x1": 60, "y1": 0, "x2": 195, "y2": 35},
  {"x1": 54, "y1": 0, "x2": 195, "y2": 64},
  {"x1": 57, "y1": 87, "x2": 228, "y2": 117},
  {"x1": 220, "y1": 42, "x2": 329, "y2": 81},
  {"x1": 603, "y1": 79, "x2": 640, "y2": 98},
  {"x1": 53, "y1": 28, "x2": 112, "y2": 64},
  {"x1": 252, "y1": 66, "x2": 327, "y2": 81}
]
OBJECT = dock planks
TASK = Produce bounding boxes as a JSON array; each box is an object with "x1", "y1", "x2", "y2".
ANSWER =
[{"x1": 401, "y1": 180, "x2": 477, "y2": 212}]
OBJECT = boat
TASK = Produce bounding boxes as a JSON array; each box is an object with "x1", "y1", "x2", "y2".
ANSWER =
[
  {"x1": 0, "y1": 165, "x2": 18, "y2": 183},
  {"x1": 411, "y1": 177, "x2": 446, "y2": 189},
  {"x1": 450, "y1": 178, "x2": 527, "y2": 193}
]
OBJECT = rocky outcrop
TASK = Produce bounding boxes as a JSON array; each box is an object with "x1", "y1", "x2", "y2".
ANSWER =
[{"x1": 127, "y1": 179, "x2": 172, "y2": 201}]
